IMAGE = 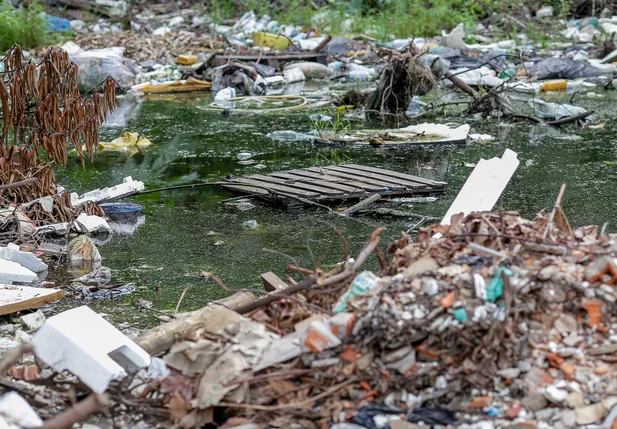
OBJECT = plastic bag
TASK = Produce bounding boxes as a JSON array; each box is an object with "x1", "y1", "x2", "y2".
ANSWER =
[
  {"x1": 529, "y1": 99, "x2": 587, "y2": 120},
  {"x1": 71, "y1": 48, "x2": 140, "y2": 91},
  {"x1": 530, "y1": 58, "x2": 602, "y2": 80}
]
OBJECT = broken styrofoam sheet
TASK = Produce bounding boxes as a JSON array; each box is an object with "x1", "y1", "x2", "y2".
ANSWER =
[
  {"x1": 32, "y1": 306, "x2": 150, "y2": 393},
  {"x1": 0, "y1": 244, "x2": 47, "y2": 273},
  {"x1": 0, "y1": 261, "x2": 38, "y2": 285},
  {"x1": 71, "y1": 176, "x2": 145, "y2": 207},
  {"x1": 35, "y1": 214, "x2": 112, "y2": 236},
  {"x1": 75, "y1": 213, "x2": 113, "y2": 235},
  {"x1": 0, "y1": 392, "x2": 43, "y2": 428},
  {"x1": 441, "y1": 149, "x2": 520, "y2": 225},
  {"x1": 336, "y1": 123, "x2": 470, "y2": 146}
]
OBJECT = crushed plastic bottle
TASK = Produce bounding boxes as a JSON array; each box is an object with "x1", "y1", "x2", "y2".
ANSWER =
[
  {"x1": 243, "y1": 220, "x2": 258, "y2": 229},
  {"x1": 405, "y1": 96, "x2": 424, "y2": 117},
  {"x1": 266, "y1": 130, "x2": 318, "y2": 142}
]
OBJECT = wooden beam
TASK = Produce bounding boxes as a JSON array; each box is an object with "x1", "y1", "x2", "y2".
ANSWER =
[{"x1": 261, "y1": 272, "x2": 289, "y2": 292}]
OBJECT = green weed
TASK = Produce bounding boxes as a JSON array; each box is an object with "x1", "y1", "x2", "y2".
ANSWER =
[{"x1": 0, "y1": 1, "x2": 55, "y2": 52}]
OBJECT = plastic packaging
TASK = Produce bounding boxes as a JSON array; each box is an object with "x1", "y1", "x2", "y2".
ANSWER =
[
  {"x1": 283, "y1": 67, "x2": 306, "y2": 83},
  {"x1": 252, "y1": 32, "x2": 290, "y2": 50},
  {"x1": 285, "y1": 62, "x2": 331, "y2": 79},
  {"x1": 540, "y1": 80, "x2": 567, "y2": 91},
  {"x1": 333, "y1": 271, "x2": 380, "y2": 313},
  {"x1": 531, "y1": 58, "x2": 602, "y2": 80},
  {"x1": 214, "y1": 87, "x2": 236, "y2": 101},
  {"x1": 347, "y1": 63, "x2": 377, "y2": 81}
]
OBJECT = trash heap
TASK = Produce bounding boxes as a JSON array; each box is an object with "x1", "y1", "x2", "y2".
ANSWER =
[{"x1": 26, "y1": 208, "x2": 610, "y2": 428}]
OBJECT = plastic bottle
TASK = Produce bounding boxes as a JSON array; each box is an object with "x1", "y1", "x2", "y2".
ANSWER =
[
  {"x1": 540, "y1": 80, "x2": 567, "y2": 91},
  {"x1": 405, "y1": 96, "x2": 424, "y2": 117}
]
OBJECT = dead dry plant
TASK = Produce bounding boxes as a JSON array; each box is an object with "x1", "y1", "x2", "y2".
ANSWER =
[{"x1": 0, "y1": 44, "x2": 118, "y2": 226}]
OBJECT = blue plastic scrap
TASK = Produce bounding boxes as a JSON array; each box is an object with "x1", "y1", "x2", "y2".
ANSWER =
[
  {"x1": 487, "y1": 267, "x2": 512, "y2": 302},
  {"x1": 46, "y1": 15, "x2": 71, "y2": 32}
]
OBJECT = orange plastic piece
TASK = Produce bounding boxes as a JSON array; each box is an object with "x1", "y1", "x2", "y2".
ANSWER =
[
  {"x1": 440, "y1": 291, "x2": 456, "y2": 308},
  {"x1": 177, "y1": 55, "x2": 197, "y2": 66},
  {"x1": 540, "y1": 80, "x2": 567, "y2": 91},
  {"x1": 469, "y1": 396, "x2": 493, "y2": 409},
  {"x1": 582, "y1": 300, "x2": 603, "y2": 327},
  {"x1": 360, "y1": 381, "x2": 371, "y2": 391},
  {"x1": 304, "y1": 330, "x2": 329, "y2": 352}
]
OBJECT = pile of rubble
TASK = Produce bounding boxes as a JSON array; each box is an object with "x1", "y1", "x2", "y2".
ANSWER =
[{"x1": 5, "y1": 202, "x2": 617, "y2": 429}]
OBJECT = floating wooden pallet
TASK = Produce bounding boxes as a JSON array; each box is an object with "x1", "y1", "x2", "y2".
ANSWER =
[{"x1": 218, "y1": 164, "x2": 445, "y2": 203}]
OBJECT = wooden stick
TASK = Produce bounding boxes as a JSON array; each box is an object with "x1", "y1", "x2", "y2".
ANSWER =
[
  {"x1": 137, "y1": 291, "x2": 255, "y2": 356},
  {"x1": 0, "y1": 178, "x2": 38, "y2": 191},
  {"x1": 543, "y1": 183, "x2": 567, "y2": 239},
  {"x1": 445, "y1": 71, "x2": 478, "y2": 98},
  {"x1": 235, "y1": 275, "x2": 318, "y2": 315},
  {"x1": 547, "y1": 110, "x2": 593, "y2": 126},
  {"x1": 41, "y1": 393, "x2": 109, "y2": 429},
  {"x1": 342, "y1": 193, "x2": 381, "y2": 216}
]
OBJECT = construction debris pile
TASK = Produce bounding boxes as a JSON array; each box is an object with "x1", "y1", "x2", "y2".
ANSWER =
[{"x1": 6, "y1": 206, "x2": 617, "y2": 428}]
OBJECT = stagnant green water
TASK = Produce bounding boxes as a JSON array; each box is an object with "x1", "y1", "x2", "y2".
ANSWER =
[{"x1": 56, "y1": 86, "x2": 617, "y2": 327}]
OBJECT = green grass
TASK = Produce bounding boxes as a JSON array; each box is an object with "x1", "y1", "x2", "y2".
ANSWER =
[{"x1": 0, "y1": 1, "x2": 54, "y2": 52}]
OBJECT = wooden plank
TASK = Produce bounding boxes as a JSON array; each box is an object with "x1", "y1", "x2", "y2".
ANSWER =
[
  {"x1": 0, "y1": 284, "x2": 63, "y2": 316},
  {"x1": 295, "y1": 169, "x2": 387, "y2": 192},
  {"x1": 283, "y1": 170, "x2": 377, "y2": 192},
  {"x1": 268, "y1": 172, "x2": 361, "y2": 193},
  {"x1": 217, "y1": 184, "x2": 270, "y2": 196},
  {"x1": 341, "y1": 164, "x2": 445, "y2": 187},
  {"x1": 311, "y1": 167, "x2": 407, "y2": 190},
  {"x1": 261, "y1": 272, "x2": 289, "y2": 292},
  {"x1": 247, "y1": 174, "x2": 344, "y2": 195},
  {"x1": 323, "y1": 165, "x2": 428, "y2": 189},
  {"x1": 230, "y1": 178, "x2": 320, "y2": 198}
]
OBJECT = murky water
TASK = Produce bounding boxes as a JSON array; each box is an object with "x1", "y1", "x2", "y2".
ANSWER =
[{"x1": 57, "y1": 84, "x2": 617, "y2": 326}]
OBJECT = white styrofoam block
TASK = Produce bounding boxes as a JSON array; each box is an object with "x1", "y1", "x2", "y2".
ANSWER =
[
  {"x1": 0, "y1": 260, "x2": 37, "y2": 284},
  {"x1": 441, "y1": 149, "x2": 519, "y2": 225},
  {"x1": 71, "y1": 176, "x2": 145, "y2": 207},
  {"x1": 32, "y1": 306, "x2": 151, "y2": 393},
  {"x1": 75, "y1": 213, "x2": 112, "y2": 235},
  {"x1": 0, "y1": 392, "x2": 43, "y2": 428},
  {"x1": 0, "y1": 244, "x2": 47, "y2": 273}
]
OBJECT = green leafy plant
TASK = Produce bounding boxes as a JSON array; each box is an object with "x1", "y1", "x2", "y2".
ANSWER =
[
  {"x1": 0, "y1": 1, "x2": 53, "y2": 52},
  {"x1": 310, "y1": 109, "x2": 352, "y2": 140}
]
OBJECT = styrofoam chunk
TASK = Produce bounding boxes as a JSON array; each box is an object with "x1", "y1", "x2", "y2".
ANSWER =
[
  {"x1": 0, "y1": 392, "x2": 43, "y2": 428},
  {"x1": 0, "y1": 260, "x2": 37, "y2": 284},
  {"x1": 0, "y1": 245, "x2": 47, "y2": 273},
  {"x1": 441, "y1": 149, "x2": 519, "y2": 225},
  {"x1": 32, "y1": 306, "x2": 150, "y2": 393}
]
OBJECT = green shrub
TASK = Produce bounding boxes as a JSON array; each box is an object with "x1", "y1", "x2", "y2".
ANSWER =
[{"x1": 0, "y1": 1, "x2": 52, "y2": 52}]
